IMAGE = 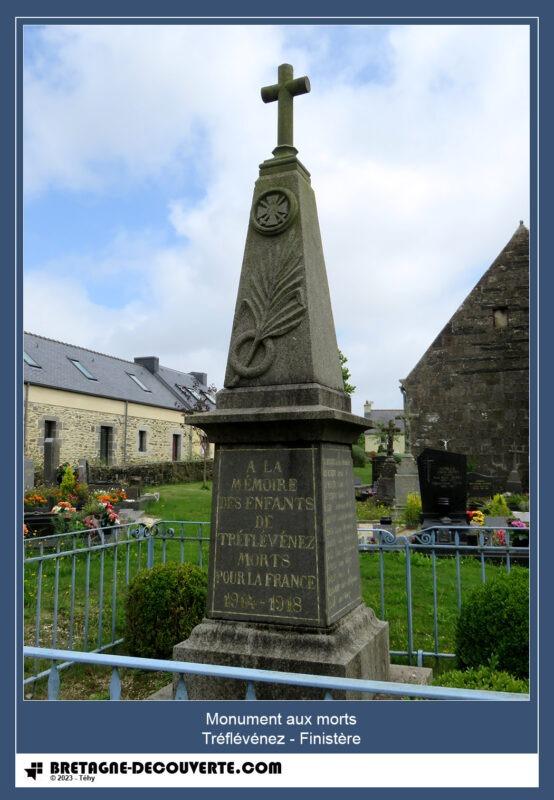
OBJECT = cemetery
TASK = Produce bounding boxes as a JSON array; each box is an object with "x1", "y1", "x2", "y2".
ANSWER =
[{"x1": 23, "y1": 63, "x2": 529, "y2": 703}]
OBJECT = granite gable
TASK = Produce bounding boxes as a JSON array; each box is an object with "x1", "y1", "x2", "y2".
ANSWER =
[{"x1": 401, "y1": 222, "x2": 529, "y2": 489}]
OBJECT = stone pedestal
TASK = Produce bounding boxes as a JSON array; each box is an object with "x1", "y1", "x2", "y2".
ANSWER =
[{"x1": 174, "y1": 605, "x2": 389, "y2": 700}]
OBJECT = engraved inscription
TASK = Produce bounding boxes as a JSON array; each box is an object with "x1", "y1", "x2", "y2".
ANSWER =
[
  {"x1": 431, "y1": 465, "x2": 463, "y2": 490},
  {"x1": 210, "y1": 447, "x2": 320, "y2": 624},
  {"x1": 322, "y1": 445, "x2": 362, "y2": 622}
]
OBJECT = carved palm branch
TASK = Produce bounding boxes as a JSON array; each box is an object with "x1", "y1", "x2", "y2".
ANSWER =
[{"x1": 242, "y1": 235, "x2": 305, "y2": 345}]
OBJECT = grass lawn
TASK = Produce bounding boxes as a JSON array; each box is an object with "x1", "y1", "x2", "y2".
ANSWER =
[
  {"x1": 353, "y1": 464, "x2": 372, "y2": 485},
  {"x1": 24, "y1": 479, "x2": 524, "y2": 699}
]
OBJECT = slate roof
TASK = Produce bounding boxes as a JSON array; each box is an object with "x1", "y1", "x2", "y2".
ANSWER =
[
  {"x1": 364, "y1": 409, "x2": 405, "y2": 433},
  {"x1": 23, "y1": 332, "x2": 215, "y2": 412}
]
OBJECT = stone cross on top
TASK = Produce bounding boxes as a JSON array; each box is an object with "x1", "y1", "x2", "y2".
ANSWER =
[{"x1": 261, "y1": 63, "x2": 310, "y2": 158}]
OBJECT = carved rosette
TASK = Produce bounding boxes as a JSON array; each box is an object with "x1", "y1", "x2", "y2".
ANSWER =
[{"x1": 250, "y1": 187, "x2": 298, "y2": 236}]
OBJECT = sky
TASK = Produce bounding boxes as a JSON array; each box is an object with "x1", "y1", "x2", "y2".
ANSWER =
[{"x1": 23, "y1": 23, "x2": 530, "y2": 414}]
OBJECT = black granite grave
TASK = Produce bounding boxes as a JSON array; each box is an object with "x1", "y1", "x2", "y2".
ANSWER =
[{"x1": 417, "y1": 448, "x2": 467, "y2": 526}]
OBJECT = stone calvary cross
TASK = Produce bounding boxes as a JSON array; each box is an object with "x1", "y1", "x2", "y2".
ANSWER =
[{"x1": 261, "y1": 63, "x2": 310, "y2": 157}]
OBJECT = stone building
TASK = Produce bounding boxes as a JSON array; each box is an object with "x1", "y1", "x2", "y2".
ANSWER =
[
  {"x1": 24, "y1": 332, "x2": 214, "y2": 474},
  {"x1": 363, "y1": 400, "x2": 406, "y2": 454},
  {"x1": 400, "y1": 222, "x2": 529, "y2": 489}
]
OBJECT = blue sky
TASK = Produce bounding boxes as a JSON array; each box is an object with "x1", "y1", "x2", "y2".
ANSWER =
[{"x1": 23, "y1": 23, "x2": 530, "y2": 410}]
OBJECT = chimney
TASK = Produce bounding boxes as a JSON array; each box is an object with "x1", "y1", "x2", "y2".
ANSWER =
[
  {"x1": 134, "y1": 357, "x2": 159, "y2": 374},
  {"x1": 190, "y1": 371, "x2": 207, "y2": 386},
  {"x1": 364, "y1": 400, "x2": 373, "y2": 418}
]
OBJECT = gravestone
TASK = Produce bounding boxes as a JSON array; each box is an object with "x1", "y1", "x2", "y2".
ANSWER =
[
  {"x1": 43, "y1": 438, "x2": 61, "y2": 485},
  {"x1": 371, "y1": 453, "x2": 387, "y2": 488},
  {"x1": 173, "y1": 64, "x2": 390, "y2": 699},
  {"x1": 394, "y1": 454, "x2": 419, "y2": 510},
  {"x1": 467, "y1": 471, "x2": 498, "y2": 499},
  {"x1": 375, "y1": 456, "x2": 396, "y2": 504},
  {"x1": 24, "y1": 458, "x2": 34, "y2": 490},
  {"x1": 77, "y1": 458, "x2": 90, "y2": 485},
  {"x1": 417, "y1": 448, "x2": 467, "y2": 526}
]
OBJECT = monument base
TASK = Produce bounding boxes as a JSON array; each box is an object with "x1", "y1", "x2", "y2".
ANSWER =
[{"x1": 172, "y1": 604, "x2": 390, "y2": 700}]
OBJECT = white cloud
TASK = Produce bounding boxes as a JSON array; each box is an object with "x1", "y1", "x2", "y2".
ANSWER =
[{"x1": 24, "y1": 24, "x2": 530, "y2": 411}]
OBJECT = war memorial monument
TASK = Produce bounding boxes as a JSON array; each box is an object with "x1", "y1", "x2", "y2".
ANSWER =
[{"x1": 173, "y1": 64, "x2": 391, "y2": 699}]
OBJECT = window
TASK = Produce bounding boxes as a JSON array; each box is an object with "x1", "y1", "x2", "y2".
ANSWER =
[
  {"x1": 100, "y1": 426, "x2": 112, "y2": 463},
  {"x1": 44, "y1": 420, "x2": 56, "y2": 440},
  {"x1": 493, "y1": 308, "x2": 509, "y2": 329},
  {"x1": 127, "y1": 373, "x2": 152, "y2": 392},
  {"x1": 138, "y1": 430, "x2": 147, "y2": 452},
  {"x1": 24, "y1": 351, "x2": 41, "y2": 368},
  {"x1": 68, "y1": 358, "x2": 97, "y2": 380},
  {"x1": 172, "y1": 434, "x2": 181, "y2": 462}
]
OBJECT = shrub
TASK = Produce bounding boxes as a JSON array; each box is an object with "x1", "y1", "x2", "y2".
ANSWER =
[
  {"x1": 402, "y1": 492, "x2": 421, "y2": 528},
  {"x1": 485, "y1": 493, "x2": 511, "y2": 517},
  {"x1": 125, "y1": 563, "x2": 207, "y2": 659},
  {"x1": 455, "y1": 568, "x2": 529, "y2": 678},
  {"x1": 356, "y1": 498, "x2": 393, "y2": 522},
  {"x1": 505, "y1": 493, "x2": 529, "y2": 512},
  {"x1": 433, "y1": 665, "x2": 528, "y2": 694},
  {"x1": 59, "y1": 465, "x2": 77, "y2": 499},
  {"x1": 351, "y1": 445, "x2": 367, "y2": 467}
]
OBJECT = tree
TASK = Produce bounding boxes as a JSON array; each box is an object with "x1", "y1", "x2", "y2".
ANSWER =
[{"x1": 339, "y1": 349, "x2": 356, "y2": 394}]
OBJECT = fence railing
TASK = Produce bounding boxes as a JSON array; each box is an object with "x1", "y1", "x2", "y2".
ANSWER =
[
  {"x1": 23, "y1": 521, "x2": 529, "y2": 684},
  {"x1": 359, "y1": 525, "x2": 529, "y2": 664},
  {"x1": 23, "y1": 647, "x2": 529, "y2": 702},
  {"x1": 23, "y1": 521, "x2": 210, "y2": 685}
]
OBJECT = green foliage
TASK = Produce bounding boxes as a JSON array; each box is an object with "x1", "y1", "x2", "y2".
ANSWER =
[
  {"x1": 351, "y1": 445, "x2": 367, "y2": 467},
  {"x1": 455, "y1": 568, "x2": 529, "y2": 678},
  {"x1": 356, "y1": 498, "x2": 393, "y2": 521},
  {"x1": 125, "y1": 563, "x2": 208, "y2": 659},
  {"x1": 72, "y1": 482, "x2": 90, "y2": 509},
  {"x1": 59, "y1": 465, "x2": 77, "y2": 499},
  {"x1": 338, "y1": 349, "x2": 355, "y2": 394},
  {"x1": 505, "y1": 493, "x2": 529, "y2": 512},
  {"x1": 485, "y1": 493, "x2": 511, "y2": 517},
  {"x1": 433, "y1": 665, "x2": 528, "y2": 694},
  {"x1": 401, "y1": 492, "x2": 422, "y2": 528}
]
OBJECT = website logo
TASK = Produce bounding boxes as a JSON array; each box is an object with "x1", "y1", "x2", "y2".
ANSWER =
[{"x1": 24, "y1": 761, "x2": 43, "y2": 780}]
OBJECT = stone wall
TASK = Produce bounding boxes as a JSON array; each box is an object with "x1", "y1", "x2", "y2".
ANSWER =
[
  {"x1": 89, "y1": 459, "x2": 214, "y2": 486},
  {"x1": 24, "y1": 386, "x2": 207, "y2": 471},
  {"x1": 401, "y1": 224, "x2": 529, "y2": 489}
]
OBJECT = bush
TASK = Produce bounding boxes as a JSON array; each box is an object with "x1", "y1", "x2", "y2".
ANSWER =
[
  {"x1": 455, "y1": 568, "x2": 529, "y2": 678},
  {"x1": 352, "y1": 445, "x2": 367, "y2": 467},
  {"x1": 485, "y1": 493, "x2": 511, "y2": 517},
  {"x1": 505, "y1": 493, "x2": 529, "y2": 512},
  {"x1": 356, "y1": 498, "x2": 393, "y2": 522},
  {"x1": 59, "y1": 465, "x2": 77, "y2": 499},
  {"x1": 402, "y1": 492, "x2": 421, "y2": 528},
  {"x1": 125, "y1": 563, "x2": 207, "y2": 659},
  {"x1": 433, "y1": 665, "x2": 528, "y2": 694}
]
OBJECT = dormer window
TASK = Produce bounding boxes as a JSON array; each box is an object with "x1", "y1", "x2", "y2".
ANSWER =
[
  {"x1": 127, "y1": 372, "x2": 151, "y2": 392},
  {"x1": 24, "y1": 351, "x2": 41, "y2": 368},
  {"x1": 68, "y1": 358, "x2": 97, "y2": 380}
]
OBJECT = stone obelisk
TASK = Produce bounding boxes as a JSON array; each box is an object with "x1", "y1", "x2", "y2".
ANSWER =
[{"x1": 174, "y1": 64, "x2": 390, "y2": 698}]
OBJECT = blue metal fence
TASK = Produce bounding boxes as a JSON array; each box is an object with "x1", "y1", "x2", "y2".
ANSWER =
[
  {"x1": 23, "y1": 646, "x2": 529, "y2": 702},
  {"x1": 359, "y1": 525, "x2": 529, "y2": 665},
  {"x1": 23, "y1": 521, "x2": 210, "y2": 685},
  {"x1": 23, "y1": 521, "x2": 528, "y2": 685}
]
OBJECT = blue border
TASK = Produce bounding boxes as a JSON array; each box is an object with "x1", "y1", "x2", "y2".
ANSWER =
[{"x1": 3, "y1": 2, "x2": 550, "y2": 798}]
